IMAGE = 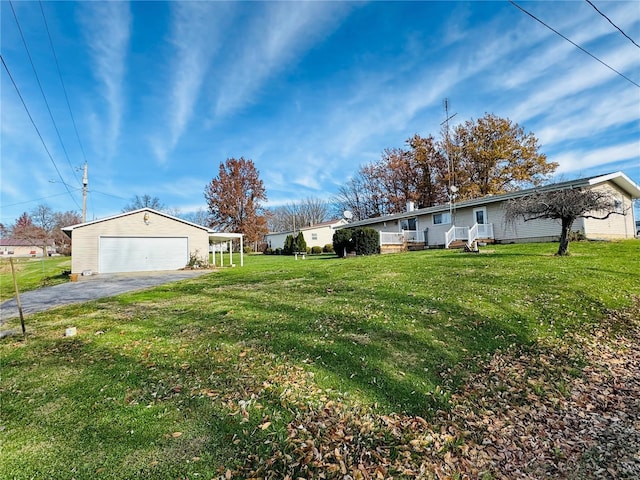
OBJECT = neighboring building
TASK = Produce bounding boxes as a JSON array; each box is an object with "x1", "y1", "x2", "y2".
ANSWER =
[
  {"x1": 62, "y1": 208, "x2": 243, "y2": 274},
  {"x1": 265, "y1": 219, "x2": 348, "y2": 250},
  {"x1": 336, "y1": 172, "x2": 640, "y2": 253},
  {"x1": 0, "y1": 238, "x2": 55, "y2": 257}
]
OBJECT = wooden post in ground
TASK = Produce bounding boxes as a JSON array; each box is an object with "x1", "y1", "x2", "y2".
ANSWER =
[{"x1": 9, "y1": 258, "x2": 26, "y2": 338}]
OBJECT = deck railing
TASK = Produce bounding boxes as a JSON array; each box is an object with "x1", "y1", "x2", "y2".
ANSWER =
[
  {"x1": 379, "y1": 232, "x2": 405, "y2": 245},
  {"x1": 379, "y1": 230, "x2": 425, "y2": 245},
  {"x1": 381, "y1": 225, "x2": 493, "y2": 249},
  {"x1": 446, "y1": 223, "x2": 494, "y2": 248}
]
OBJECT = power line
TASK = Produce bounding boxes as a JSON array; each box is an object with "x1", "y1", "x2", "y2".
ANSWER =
[
  {"x1": 585, "y1": 0, "x2": 640, "y2": 49},
  {"x1": 1, "y1": 54, "x2": 82, "y2": 210},
  {"x1": 8, "y1": 0, "x2": 82, "y2": 186},
  {"x1": 92, "y1": 190, "x2": 129, "y2": 201},
  {"x1": 39, "y1": 0, "x2": 89, "y2": 172},
  {"x1": 509, "y1": 0, "x2": 640, "y2": 89},
  {"x1": 1, "y1": 189, "x2": 82, "y2": 208}
]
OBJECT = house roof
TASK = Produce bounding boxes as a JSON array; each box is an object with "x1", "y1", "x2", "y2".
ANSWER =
[
  {"x1": 340, "y1": 171, "x2": 640, "y2": 229},
  {"x1": 266, "y1": 218, "x2": 347, "y2": 236},
  {"x1": 61, "y1": 208, "x2": 243, "y2": 243},
  {"x1": 0, "y1": 238, "x2": 55, "y2": 247}
]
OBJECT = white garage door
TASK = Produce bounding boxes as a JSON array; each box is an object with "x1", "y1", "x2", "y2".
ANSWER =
[{"x1": 99, "y1": 237, "x2": 188, "y2": 273}]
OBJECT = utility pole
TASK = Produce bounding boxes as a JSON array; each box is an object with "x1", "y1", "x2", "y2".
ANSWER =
[{"x1": 82, "y1": 162, "x2": 88, "y2": 222}]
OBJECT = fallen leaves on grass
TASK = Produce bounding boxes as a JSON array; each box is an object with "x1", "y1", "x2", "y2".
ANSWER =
[{"x1": 232, "y1": 298, "x2": 640, "y2": 479}]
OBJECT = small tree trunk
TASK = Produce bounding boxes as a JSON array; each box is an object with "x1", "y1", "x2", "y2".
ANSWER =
[{"x1": 557, "y1": 217, "x2": 574, "y2": 256}]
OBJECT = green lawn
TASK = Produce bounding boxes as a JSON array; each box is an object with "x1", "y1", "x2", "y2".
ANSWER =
[
  {"x1": 1, "y1": 241, "x2": 639, "y2": 479},
  {"x1": 0, "y1": 256, "x2": 71, "y2": 302}
]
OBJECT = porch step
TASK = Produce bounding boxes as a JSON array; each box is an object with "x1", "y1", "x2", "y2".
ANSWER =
[
  {"x1": 407, "y1": 242, "x2": 426, "y2": 251},
  {"x1": 448, "y1": 240, "x2": 468, "y2": 249}
]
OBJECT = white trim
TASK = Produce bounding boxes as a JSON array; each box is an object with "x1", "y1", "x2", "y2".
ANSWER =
[{"x1": 473, "y1": 207, "x2": 487, "y2": 224}]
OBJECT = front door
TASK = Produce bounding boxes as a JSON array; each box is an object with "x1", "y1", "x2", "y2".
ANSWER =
[{"x1": 473, "y1": 207, "x2": 487, "y2": 225}]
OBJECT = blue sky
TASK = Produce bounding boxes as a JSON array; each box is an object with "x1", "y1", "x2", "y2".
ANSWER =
[{"x1": 1, "y1": 1, "x2": 639, "y2": 227}]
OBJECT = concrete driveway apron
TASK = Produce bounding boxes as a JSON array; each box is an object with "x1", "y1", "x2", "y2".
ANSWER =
[{"x1": 0, "y1": 270, "x2": 210, "y2": 324}]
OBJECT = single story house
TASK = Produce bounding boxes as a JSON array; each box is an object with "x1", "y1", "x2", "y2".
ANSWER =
[
  {"x1": 62, "y1": 208, "x2": 244, "y2": 274},
  {"x1": 265, "y1": 219, "x2": 348, "y2": 250},
  {"x1": 0, "y1": 238, "x2": 55, "y2": 257},
  {"x1": 337, "y1": 171, "x2": 640, "y2": 253}
]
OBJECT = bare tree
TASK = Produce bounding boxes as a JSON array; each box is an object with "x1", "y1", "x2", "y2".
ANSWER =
[
  {"x1": 505, "y1": 188, "x2": 624, "y2": 256},
  {"x1": 269, "y1": 198, "x2": 330, "y2": 232},
  {"x1": 11, "y1": 208, "x2": 50, "y2": 256},
  {"x1": 179, "y1": 208, "x2": 210, "y2": 227},
  {"x1": 52, "y1": 211, "x2": 82, "y2": 255},
  {"x1": 334, "y1": 134, "x2": 448, "y2": 220},
  {"x1": 122, "y1": 194, "x2": 166, "y2": 212},
  {"x1": 333, "y1": 163, "x2": 390, "y2": 221}
]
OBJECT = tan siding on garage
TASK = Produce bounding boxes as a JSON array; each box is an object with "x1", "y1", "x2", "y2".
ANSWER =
[
  {"x1": 70, "y1": 210, "x2": 210, "y2": 274},
  {"x1": 582, "y1": 183, "x2": 636, "y2": 239}
]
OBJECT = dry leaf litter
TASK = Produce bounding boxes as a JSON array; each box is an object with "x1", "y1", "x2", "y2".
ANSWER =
[{"x1": 229, "y1": 298, "x2": 639, "y2": 479}]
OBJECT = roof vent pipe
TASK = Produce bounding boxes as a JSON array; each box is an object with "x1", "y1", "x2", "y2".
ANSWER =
[{"x1": 406, "y1": 201, "x2": 415, "y2": 212}]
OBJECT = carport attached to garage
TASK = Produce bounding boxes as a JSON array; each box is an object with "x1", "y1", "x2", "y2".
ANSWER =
[{"x1": 99, "y1": 236, "x2": 189, "y2": 273}]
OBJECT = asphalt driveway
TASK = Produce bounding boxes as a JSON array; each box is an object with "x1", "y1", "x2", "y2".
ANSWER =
[{"x1": 0, "y1": 270, "x2": 211, "y2": 325}]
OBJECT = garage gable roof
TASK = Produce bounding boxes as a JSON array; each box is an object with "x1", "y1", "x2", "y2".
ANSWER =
[{"x1": 62, "y1": 208, "x2": 243, "y2": 243}]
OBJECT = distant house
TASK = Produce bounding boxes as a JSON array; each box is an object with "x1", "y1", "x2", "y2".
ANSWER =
[
  {"x1": 265, "y1": 219, "x2": 348, "y2": 251},
  {"x1": 0, "y1": 238, "x2": 55, "y2": 257},
  {"x1": 336, "y1": 171, "x2": 640, "y2": 253},
  {"x1": 62, "y1": 208, "x2": 244, "y2": 274}
]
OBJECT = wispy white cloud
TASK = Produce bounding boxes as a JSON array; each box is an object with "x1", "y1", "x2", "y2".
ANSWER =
[
  {"x1": 150, "y1": 2, "x2": 232, "y2": 163},
  {"x1": 552, "y1": 141, "x2": 640, "y2": 173},
  {"x1": 212, "y1": 1, "x2": 354, "y2": 118},
  {"x1": 535, "y1": 92, "x2": 639, "y2": 146},
  {"x1": 509, "y1": 49, "x2": 638, "y2": 123},
  {"x1": 78, "y1": 1, "x2": 131, "y2": 160}
]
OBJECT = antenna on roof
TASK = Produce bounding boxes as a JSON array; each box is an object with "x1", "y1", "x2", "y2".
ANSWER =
[
  {"x1": 442, "y1": 98, "x2": 457, "y2": 221},
  {"x1": 343, "y1": 210, "x2": 353, "y2": 221}
]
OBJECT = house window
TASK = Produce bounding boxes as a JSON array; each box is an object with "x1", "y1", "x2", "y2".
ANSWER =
[
  {"x1": 311, "y1": 233, "x2": 318, "y2": 240},
  {"x1": 614, "y1": 199, "x2": 623, "y2": 213},
  {"x1": 433, "y1": 212, "x2": 451, "y2": 225},
  {"x1": 400, "y1": 218, "x2": 417, "y2": 230}
]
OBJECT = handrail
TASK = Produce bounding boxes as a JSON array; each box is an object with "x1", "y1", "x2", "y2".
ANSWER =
[
  {"x1": 445, "y1": 226, "x2": 456, "y2": 248},
  {"x1": 468, "y1": 223, "x2": 479, "y2": 248}
]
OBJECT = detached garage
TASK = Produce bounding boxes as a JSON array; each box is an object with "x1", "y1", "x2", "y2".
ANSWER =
[{"x1": 62, "y1": 208, "x2": 243, "y2": 275}]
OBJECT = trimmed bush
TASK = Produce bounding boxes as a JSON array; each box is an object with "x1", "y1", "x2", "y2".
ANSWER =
[
  {"x1": 333, "y1": 228, "x2": 353, "y2": 258},
  {"x1": 283, "y1": 235, "x2": 295, "y2": 255},
  {"x1": 323, "y1": 243, "x2": 335, "y2": 254},
  {"x1": 296, "y1": 232, "x2": 307, "y2": 254},
  {"x1": 311, "y1": 246, "x2": 322, "y2": 254},
  {"x1": 353, "y1": 227, "x2": 380, "y2": 255},
  {"x1": 333, "y1": 228, "x2": 380, "y2": 257}
]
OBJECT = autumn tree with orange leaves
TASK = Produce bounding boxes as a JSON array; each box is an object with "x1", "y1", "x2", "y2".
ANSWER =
[
  {"x1": 334, "y1": 114, "x2": 557, "y2": 221},
  {"x1": 204, "y1": 157, "x2": 268, "y2": 246},
  {"x1": 444, "y1": 113, "x2": 557, "y2": 201},
  {"x1": 334, "y1": 134, "x2": 447, "y2": 220}
]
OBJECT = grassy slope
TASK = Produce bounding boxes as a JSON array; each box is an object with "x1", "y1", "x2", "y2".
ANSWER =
[
  {"x1": 0, "y1": 256, "x2": 71, "y2": 301},
  {"x1": 1, "y1": 241, "x2": 639, "y2": 479}
]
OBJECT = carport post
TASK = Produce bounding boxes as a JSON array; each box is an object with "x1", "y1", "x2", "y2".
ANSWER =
[
  {"x1": 240, "y1": 235, "x2": 243, "y2": 266},
  {"x1": 229, "y1": 240, "x2": 233, "y2": 266},
  {"x1": 219, "y1": 244, "x2": 223, "y2": 267}
]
